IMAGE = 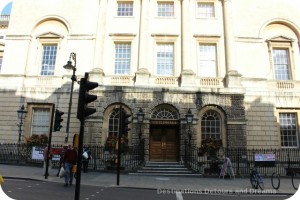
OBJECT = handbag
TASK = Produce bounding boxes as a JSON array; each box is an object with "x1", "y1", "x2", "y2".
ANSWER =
[
  {"x1": 59, "y1": 167, "x2": 65, "y2": 178},
  {"x1": 72, "y1": 165, "x2": 77, "y2": 174},
  {"x1": 83, "y1": 152, "x2": 88, "y2": 159},
  {"x1": 0, "y1": 175, "x2": 4, "y2": 184}
]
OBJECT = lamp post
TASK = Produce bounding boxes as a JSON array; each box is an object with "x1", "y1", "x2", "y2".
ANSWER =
[
  {"x1": 185, "y1": 108, "x2": 193, "y2": 146},
  {"x1": 17, "y1": 105, "x2": 27, "y2": 161},
  {"x1": 137, "y1": 108, "x2": 145, "y2": 142},
  {"x1": 63, "y1": 52, "x2": 77, "y2": 143}
]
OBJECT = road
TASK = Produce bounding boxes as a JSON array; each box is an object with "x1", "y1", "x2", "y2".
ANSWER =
[{"x1": 1, "y1": 179, "x2": 294, "y2": 200}]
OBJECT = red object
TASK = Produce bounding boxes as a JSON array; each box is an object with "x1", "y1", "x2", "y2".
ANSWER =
[{"x1": 51, "y1": 148, "x2": 64, "y2": 155}]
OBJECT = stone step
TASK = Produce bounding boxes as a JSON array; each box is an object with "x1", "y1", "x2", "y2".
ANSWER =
[
  {"x1": 144, "y1": 162, "x2": 184, "y2": 167},
  {"x1": 144, "y1": 164, "x2": 185, "y2": 168},
  {"x1": 136, "y1": 169, "x2": 193, "y2": 173},
  {"x1": 128, "y1": 172, "x2": 202, "y2": 176},
  {"x1": 130, "y1": 161, "x2": 199, "y2": 176},
  {"x1": 141, "y1": 167, "x2": 189, "y2": 170}
]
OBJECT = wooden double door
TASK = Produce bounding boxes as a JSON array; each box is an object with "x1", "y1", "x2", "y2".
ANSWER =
[{"x1": 149, "y1": 125, "x2": 179, "y2": 162}]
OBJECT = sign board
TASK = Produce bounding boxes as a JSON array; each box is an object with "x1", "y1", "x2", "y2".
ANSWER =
[
  {"x1": 31, "y1": 146, "x2": 44, "y2": 160},
  {"x1": 51, "y1": 147, "x2": 64, "y2": 161},
  {"x1": 31, "y1": 146, "x2": 62, "y2": 161},
  {"x1": 51, "y1": 148, "x2": 64, "y2": 155},
  {"x1": 254, "y1": 153, "x2": 276, "y2": 167},
  {"x1": 254, "y1": 153, "x2": 276, "y2": 161}
]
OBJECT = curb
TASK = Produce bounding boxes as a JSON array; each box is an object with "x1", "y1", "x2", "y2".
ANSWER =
[{"x1": 2, "y1": 176, "x2": 295, "y2": 196}]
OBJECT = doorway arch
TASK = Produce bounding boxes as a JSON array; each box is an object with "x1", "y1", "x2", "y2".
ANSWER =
[{"x1": 149, "y1": 104, "x2": 180, "y2": 162}]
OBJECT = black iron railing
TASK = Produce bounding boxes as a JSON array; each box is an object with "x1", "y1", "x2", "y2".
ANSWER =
[
  {"x1": 1, "y1": 142, "x2": 299, "y2": 176},
  {"x1": 0, "y1": 142, "x2": 145, "y2": 171},
  {"x1": 184, "y1": 143, "x2": 300, "y2": 176}
]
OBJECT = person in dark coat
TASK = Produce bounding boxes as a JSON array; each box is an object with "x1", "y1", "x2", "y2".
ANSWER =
[
  {"x1": 63, "y1": 145, "x2": 77, "y2": 187},
  {"x1": 82, "y1": 148, "x2": 91, "y2": 173}
]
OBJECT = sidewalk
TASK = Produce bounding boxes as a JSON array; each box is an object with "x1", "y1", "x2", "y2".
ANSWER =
[{"x1": 0, "y1": 164, "x2": 297, "y2": 195}]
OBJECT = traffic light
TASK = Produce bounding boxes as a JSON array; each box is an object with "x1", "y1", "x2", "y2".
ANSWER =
[
  {"x1": 120, "y1": 108, "x2": 131, "y2": 135},
  {"x1": 77, "y1": 73, "x2": 98, "y2": 120},
  {"x1": 54, "y1": 109, "x2": 64, "y2": 132}
]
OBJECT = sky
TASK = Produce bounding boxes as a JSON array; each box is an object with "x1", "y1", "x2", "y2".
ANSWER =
[{"x1": 0, "y1": 0, "x2": 12, "y2": 15}]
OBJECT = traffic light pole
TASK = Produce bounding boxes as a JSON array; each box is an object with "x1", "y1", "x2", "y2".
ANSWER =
[
  {"x1": 65, "y1": 70, "x2": 75, "y2": 143},
  {"x1": 45, "y1": 103, "x2": 55, "y2": 179},
  {"x1": 117, "y1": 105, "x2": 122, "y2": 186},
  {"x1": 75, "y1": 118, "x2": 84, "y2": 200},
  {"x1": 75, "y1": 72, "x2": 98, "y2": 200}
]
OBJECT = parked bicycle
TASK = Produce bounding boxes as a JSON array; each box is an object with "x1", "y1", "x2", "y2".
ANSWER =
[
  {"x1": 292, "y1": 169, "x2": 300, "y2": 190},
  {"x1": 250, "y1": 166, "x2": 264, "y2": 190},
  {"x1": 271, "y1": 171, "x2": 280, "y2": 190}
]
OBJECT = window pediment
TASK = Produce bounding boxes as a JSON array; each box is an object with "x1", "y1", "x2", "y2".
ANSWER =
[
  {"x1": 36, "y1": 32, "x2": 63, "y2": 39},
  {"x1": 267, "y1": 35, "x2": 294, "y2": 43}
]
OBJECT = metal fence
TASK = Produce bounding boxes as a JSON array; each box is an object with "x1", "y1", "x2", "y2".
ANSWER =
[
  {"x1": 0, "y1": 143, "x2": 145, "y2": 171},
  {"x1": 184, "y1": 144, "x2": 300, "y2": 177},
  {"x1": 1, "y1": 142, "x2": 299, "y2": 176}
]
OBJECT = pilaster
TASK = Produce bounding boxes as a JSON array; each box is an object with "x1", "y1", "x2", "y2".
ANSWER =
[
  {"x1": 225, "y1": 70, "x2": 242, "y2": 88},
  {"x1": 180, "y1": 69, "x2": 196, "y2": 87},
  {"x1": 135, "y1": 68, "x2": 150, "y2": 86},
  {"x1": 89, "y1": 67, "x2": 104, "y2": 84}
]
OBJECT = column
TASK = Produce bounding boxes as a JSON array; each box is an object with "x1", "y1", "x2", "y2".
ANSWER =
[
  {"x1": 90, "y1": 0, "x2": 106, "y2": 83},
  {"x1": 135, "y1": 0, "x2": 151, "y2": 86},
  {"x1": 180, "y1": 0, "x2": 196, "y2": 87},
  {"x1": 222, "y1": 0, "x2": 242, "y2": 87}
]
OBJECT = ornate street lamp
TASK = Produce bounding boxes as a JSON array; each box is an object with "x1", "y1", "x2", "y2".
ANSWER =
[
  {"x1": 63, "y1": 52, "x2": 77, "y2": 143},
  {"x1": 137, "y1": 108, "x2": 145, "y2": 141},
  {"x1": 17, "y1": 104, "x2": 27, "y2": 162},
  {"x1": 17, "y1": 104, "x2": 27, "y2": 145},
  {"x1": 185, "y1": 108, "x2": 193, "y2": 146}
]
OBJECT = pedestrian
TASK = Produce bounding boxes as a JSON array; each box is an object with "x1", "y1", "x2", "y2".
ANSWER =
[
  {"x1": 43, "y1": 146, "x2": 52, "y2": 176},
  {"x1": 219, "y1": 156, "x2": 235, "y2": 179},
  {"x1": 82, "y1": 147, "x2": 91, "y2": 173},
  {"x1": 56, "y1": 147, "x2": 66, "y2": 177},
  {"x1": 63, "y1": 144, "x2": 77, "y2": 187}
]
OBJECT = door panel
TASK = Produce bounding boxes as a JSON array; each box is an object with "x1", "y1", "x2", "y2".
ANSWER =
[
  {"x1": 150, "y1": 129, "x2": 163, "y2": 161},
  {"x1": 150, "y1": 126, "x2": 178, "y2": 161}
]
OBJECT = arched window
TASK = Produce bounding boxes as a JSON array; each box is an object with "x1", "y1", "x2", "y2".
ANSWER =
[
  {"x1": 151, "y1": 107, "x2": 179, "y2": 119},
  {"x1": 201, "y1": 110, "x2": 221, "y2": 140},
  {"x1": 108, "y1": 109, "x2": 120, "y2": 137}
]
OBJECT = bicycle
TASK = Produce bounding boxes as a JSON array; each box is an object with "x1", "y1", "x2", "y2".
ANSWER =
[
  {"x1": 271, "y1": 171, "x2": 280, "y2": 190},
  {"x1": 291, "y1": 169, "x2": 300, "y2": 190},
  {"x1": 250, "y1": 166, "x2": 264, "y2": 190}
]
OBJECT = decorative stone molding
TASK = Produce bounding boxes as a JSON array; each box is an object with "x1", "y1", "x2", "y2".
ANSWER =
[
  {"x1": 111, "y1": 76, "x2": 131, "y2": 85},
  {"x1": 89, "y1": 67, "x2": 104, "y2": 84},
  {"x1": 199, "y1": 78, "x2": 222, "y2": 87},
  {"x1": 155, "y1": 77, "x2": 177, "y2": 85},
  {"x1": 0, "y1": 15, "x2": 10, "y2": 28},
  {"x1": 225, "y1": 70, "x2": 242, "y2": 88},
  {"x1": 277, "y1": 81, "x2": 294, "y2": 89},
  {"x1": 135, "y1": 68, "x2": 150, "y2": 86},
  {"x1": 196, "y1": 93, "x2": 232, "y2": 108},
  {"x1": 180, "y1": 69, "x2": 196, "y2": 87}
]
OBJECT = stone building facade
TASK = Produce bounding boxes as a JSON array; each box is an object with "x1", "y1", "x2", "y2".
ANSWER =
[{"x1": 0, "y1": 0, "x2": 299, "y2": 162}]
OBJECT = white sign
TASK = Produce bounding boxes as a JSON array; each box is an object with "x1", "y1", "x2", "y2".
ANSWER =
[
  {"x1": 31, "y1": 146, "x2": 60, "y2": 161},
  {"x1": 254, "y1": 153, "x2": 276, "y2": 162},
  {"x1": 31, "y1": 146, "x2": 44, "y2": 160}
]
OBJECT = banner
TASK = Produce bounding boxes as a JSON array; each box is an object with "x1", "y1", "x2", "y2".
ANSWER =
[{"x1": 31, "y1": 146, "x2": 63, "y2": 161}]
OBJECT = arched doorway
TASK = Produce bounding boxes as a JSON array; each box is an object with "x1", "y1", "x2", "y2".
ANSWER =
[{"x1": 149, "y1": 105, "x2": 180, "y2": 162}]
